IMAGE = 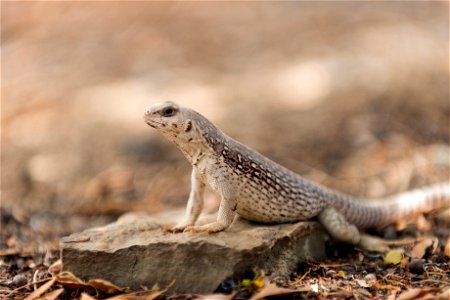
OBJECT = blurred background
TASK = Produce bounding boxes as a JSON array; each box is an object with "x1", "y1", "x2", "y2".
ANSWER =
[{"x1": 2, "y1": 2, "x2": 449, "y2": 252}]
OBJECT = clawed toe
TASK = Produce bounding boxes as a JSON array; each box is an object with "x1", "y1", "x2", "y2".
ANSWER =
[
  {"x1": 164, "y1": 225, "x2": 187, "y2": 233},
  {"x1": 183, "y1": 223, "x2": 226, "y2": 233}
]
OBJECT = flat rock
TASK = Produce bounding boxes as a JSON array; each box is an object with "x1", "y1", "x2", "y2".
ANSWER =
[{"x1": 61, "y1": 211, "x2": 325, "y2": 294}]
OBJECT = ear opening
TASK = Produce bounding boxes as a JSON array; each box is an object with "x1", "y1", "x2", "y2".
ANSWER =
[{"x1": 184, "y1": 120, "x2": 193, "y2": 132}]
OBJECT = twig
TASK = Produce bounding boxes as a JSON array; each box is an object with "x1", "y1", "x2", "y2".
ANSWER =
[
  {"x1": 6, "y1": 278, "x2": 52, "y2": 297},
  {"x1": 32, "y1": 270, "x2": 39, "y2": 291},
  {"x1": 298, "y1": 268, "x2": 312, "y2": 282}
]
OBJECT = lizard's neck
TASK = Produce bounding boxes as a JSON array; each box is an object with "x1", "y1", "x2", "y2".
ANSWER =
[
  {"x1": 175, "y1": 113, "x2": 229, "y2": 166},
  {"x1": 176, "y1": 140, "x2": 211, "y2": 166}
]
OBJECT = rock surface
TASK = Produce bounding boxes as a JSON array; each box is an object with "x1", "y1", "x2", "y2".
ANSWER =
[{"x1": 61, "y1": 211, "x2": 325, "y2": 294}]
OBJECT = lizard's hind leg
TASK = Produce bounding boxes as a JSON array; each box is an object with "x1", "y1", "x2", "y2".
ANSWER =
[
  {"x1": 318, "y1": 206, "x2": 361, "y2": 245},
  {"x1": 318, "y1": 207, "x2": 390, "y2": 252}
]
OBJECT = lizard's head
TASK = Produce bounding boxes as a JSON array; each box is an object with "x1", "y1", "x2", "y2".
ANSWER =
[
  {"x1": 144, "y1": 101, "x2": 198, "y2": 143},
  {"x1": 145, "y1": 101, "x2": 225, "y2": 165}
]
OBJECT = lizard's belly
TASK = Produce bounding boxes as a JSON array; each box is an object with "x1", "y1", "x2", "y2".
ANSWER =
[
  {"x1": 202, "y1": 158, "x2": 321, "y2": 223},
  {"x1": 234, "y1": 178, "x2": 314, "y2": 223}
]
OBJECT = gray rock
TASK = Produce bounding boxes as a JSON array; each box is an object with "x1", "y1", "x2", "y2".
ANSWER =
[
  {"x1": 61, "y1": 211, "x2": 325, "y2": 294},
  {"x1": 12, "y1": 274, "x2": 28, "y2": 287}
]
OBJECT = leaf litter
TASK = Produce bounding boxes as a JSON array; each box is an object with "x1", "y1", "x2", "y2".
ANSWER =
[{"x1": 2, "y1": 237, "x2": 448, "y2": 300}]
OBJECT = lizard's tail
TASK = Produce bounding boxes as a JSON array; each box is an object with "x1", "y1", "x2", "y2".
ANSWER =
[{"x1": 338, "y1": 183, "x2": 450, "y2": 229}]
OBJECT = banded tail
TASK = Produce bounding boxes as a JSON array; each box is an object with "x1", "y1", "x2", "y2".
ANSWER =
[{"x1": 334, "y1": 183, "x2": 450, "y2": 229}]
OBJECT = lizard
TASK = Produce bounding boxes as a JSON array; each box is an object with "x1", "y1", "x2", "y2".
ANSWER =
[{"x1": 143, "y1": 101, "x2": 450, "y2": 251}]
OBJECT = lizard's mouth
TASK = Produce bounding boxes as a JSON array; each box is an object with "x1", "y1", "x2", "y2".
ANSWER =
[
  {"x1": 145, "y1": 120, "x2": 160, "y2": 128},
  {"x1": 143, "y1": 115, "x2": 160, "y2": 128},
  {"x1": 146, "y1": 121, "x2": 156, "y2": 128}
]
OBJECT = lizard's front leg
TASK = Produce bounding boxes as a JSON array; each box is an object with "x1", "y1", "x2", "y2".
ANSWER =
[
  {"x1": 168, "y1": 169, "x2": 205, "y2": 233},
  {"x1": 184, "y1": 192, "x2": 237, "y2": 234}
]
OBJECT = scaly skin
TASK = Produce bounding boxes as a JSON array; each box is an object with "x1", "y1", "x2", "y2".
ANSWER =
[{"x1": 144, "y1": 101, "x2": 449, "y2": 250}]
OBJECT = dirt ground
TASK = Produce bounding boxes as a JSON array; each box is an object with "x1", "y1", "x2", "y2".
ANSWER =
[{"x1": 1, "y1": 2, "x2": 449, "y2": 299}]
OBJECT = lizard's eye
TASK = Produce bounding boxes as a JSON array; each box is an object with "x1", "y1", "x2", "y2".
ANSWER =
[{"x1": 161, "y1": 107, "x2": 177, "y2": 117}]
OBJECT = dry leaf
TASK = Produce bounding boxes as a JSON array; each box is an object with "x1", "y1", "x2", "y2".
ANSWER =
[
  {"x1": 106, "y1": 280, "x2": 174, "y2": 300},
  {"x1": 355, "y1": 279, "x2": 370, "y2": 288},
  {"x1": 55, "y1": 271, "x2": 89, "y2": 289},
  {"x1": 396, "y1": 288, "x2": 436, "y2": 300},
  {"x1": 363, "y1": 273, "x2": 376, "y2": 283},
  {"x1": 195, "y1": 293, "x2": 235, "y2": 300},
  {"x1": 400, "y1": 255, "x2": 409, "y2": 269},
  {"x1": 87, "y1": 279, "x2": 126, "y2": 294},
  {"x1": 397, "y1": 288, "x2": 422, "y2": 300},
  {"x1": 384, "y1": 249, "x2": 403, "y2": 265},
  {"x1": 436, "y1": 288, "x2": 450, "y2": 300},
  {"x1": 105, "y1": 290, "x2": 164, "y2": 300},
  {"x1": 24, "y1": 278, "x2": 56, "y2": 300},
  {"x1": 55, "y1": 271, "x2": 128, "y2": 295},
  {"x1": 444, "y1": 238, "x2": 450, "y2": 258},
  {"x1": 415, "y1": 214, "x2": 431, "y2": 231},
  {"x1": 241, "y1": 279, "x2": 252, "y2": 288},
  {"x1": 249, "y1": 283, "x2": 307, "y2": 300},
  {"x1": 386, "y1": 291, "x2": 397, "y2": 300},
  {"x1": 81, "y1": 293, "x2": 97, "y2": 300},
  {"x1": 252, "y1": 277, "x2": 264, "y2": 289},
  {"x1": 48, "y1": 259, "x2": 62, "y2": 276},
  {"x1": 410, "y1": 237, "x2": 438, "y2": 259},
  {"x1": 40, "y1": 288, "x2": 64, "y2": 300},
  {"x1": 356, "y1": 288, "x2": 372, "y2": 297},
  {"x1": 395, "y1": 219, "x2": 409, "y2": 231},
  {"x1": 310, "y1": 283, "x2": 319, "y2": 293}
]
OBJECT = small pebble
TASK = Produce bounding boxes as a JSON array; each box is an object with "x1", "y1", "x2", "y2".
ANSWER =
[
  {"x1": 409, "y1": 259, "x2": 425, "y2": 274},
  {"x1": 363, "y1": 273, "x2": 376, "y2": 282},
  {"x1": 431, "y1": 254, "x2": 446, "y2": 264},
  {"x1": 215, "y1": 276, "x2": 236, "y2": 294},
  {"x1": 383, "y1": 226, "x2": 397, "y2": 239},
  {"x1": 12, "y1": 274, "x2": 28, "y2": 287}
]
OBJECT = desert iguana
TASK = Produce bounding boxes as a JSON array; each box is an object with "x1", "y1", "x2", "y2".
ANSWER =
[{"x1": 144, "y1": 101, "x2": 449, "y2": 251}]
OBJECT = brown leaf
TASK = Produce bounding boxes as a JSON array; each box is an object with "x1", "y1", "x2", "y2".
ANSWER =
[
  {"x1": 385, "y1": 291, "x2": 397, "y2": 300},
  {"x1": 195, "y1": 294, "x2": 235, "y2": 300},
  {"x1": 249, "y1": 283, "x2": 307, "y2": 300},
  {"x1": 40, "y1": 288, "x2": 64, "y2": 300},
  {"x1": 105, "y1": 289, "x2": 165, "y2": 300},
  {"x1": 23, "y1": 278, "x2": 56, "y2": 300},
  {"x1": 87, "y1": 279, "x2": 127, "y2": 294},
  {"x1": 81, "y1": 293, "x2": 97, "y2": 300},
  {"x1": 436, "y1": 288, "x2": 450, "y2": 300},
  {"x1": 355, "y1": 279, "x2": 370, "y2": 288},
  {"x1": 395, "y1": 219, "x2": 409, "y2": 231},
  {"x1": 444, "y1": 237, "x2": 450, "y2": 258},
  {"x1": 55, "y1": 271, "x2": 89, "y2": 289},
  {"x1": 48, "y1": 259, "x2": 62, "y2": 276},
  {"x1": 356, "y1": 288, "x2": 372, "y2": 297},
  {"x1": 397, "y1": 288, "x2": 431, "y2": 300},
  {"x1": 410, "y1": 237, "x2": 438, "y2": 259},
  {"x1": 415, "y1": 214, "x2": 432, "y2": 231},
  {"x1": 55, "y1": 271, "x2": 129, "y2": 295},
  {"x1": 106, "y1": 280, "x2": 174, "y2": 300}
]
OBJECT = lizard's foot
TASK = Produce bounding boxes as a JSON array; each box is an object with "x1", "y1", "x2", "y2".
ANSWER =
[
  {"x1": 163, "y1": 222, "x2": 192, "y2": 233},
  {"x1": 358, "y1": 234, "x2": 426, "y2": 252},
  {"x1": 358, "y1": 234, "x2": 390, "y2": 252},
  {"x1": 318, "y1": 207, "x2": 361, "y2": 245},
  {"x1": 164, "y1": 226, "x2": 186, "y2": 233},
  {"x1": 184, "y1": 222, "x2": 227, "y2": 233}
]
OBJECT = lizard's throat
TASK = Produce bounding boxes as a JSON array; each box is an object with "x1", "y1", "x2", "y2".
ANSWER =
[{"x1": 170, "y1": 138, "x2": 209, "y2": 166}]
